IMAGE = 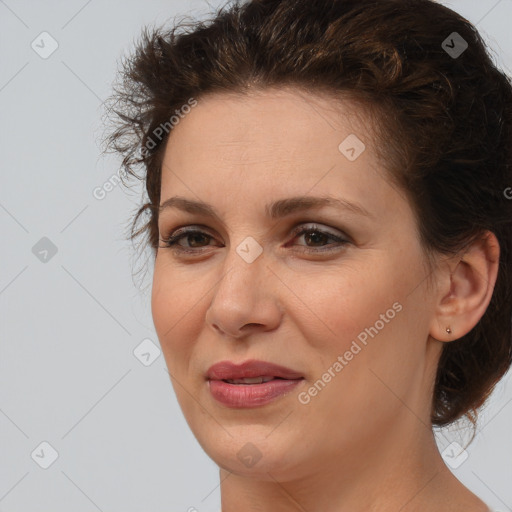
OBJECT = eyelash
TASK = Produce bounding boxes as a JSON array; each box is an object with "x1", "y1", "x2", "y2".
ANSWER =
[{"x1": 158, "y1": 224, "x2": 350, "y2": 255}]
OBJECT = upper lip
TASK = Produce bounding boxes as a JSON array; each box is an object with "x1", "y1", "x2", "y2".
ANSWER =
[{"x1": 206, "y1": 359, "x2": 304, "y2": 380}]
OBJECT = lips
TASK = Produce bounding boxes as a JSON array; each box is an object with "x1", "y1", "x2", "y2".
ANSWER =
[
  {"x1": 206, "y1": 359, "x2": 304, "y2": 381},
  {"x1": 206, "y1": 359, "x2": 305, "y2": 407}
]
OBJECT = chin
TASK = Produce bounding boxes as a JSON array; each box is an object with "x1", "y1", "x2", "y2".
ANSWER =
[{"x1": 197, "y1": 427, "x2": 304, "y2": 479}]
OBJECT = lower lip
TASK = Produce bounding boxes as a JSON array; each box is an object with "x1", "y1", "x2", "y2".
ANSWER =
[{"x1": 208, "y1": 378, "x2": 304, "y2": 408}]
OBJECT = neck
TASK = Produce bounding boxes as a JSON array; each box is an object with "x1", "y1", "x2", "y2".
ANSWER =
[{"x1": 218, "y1": 416, "x2": 487, "y2": 512}]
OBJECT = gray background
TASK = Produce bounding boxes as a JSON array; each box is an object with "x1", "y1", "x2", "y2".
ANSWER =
[{"x1": 1, "y1": 0, "x2": 511, "y2": 511}]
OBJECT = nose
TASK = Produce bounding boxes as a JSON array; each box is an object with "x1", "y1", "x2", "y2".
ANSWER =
[{"x1": 205, "y1": 248, "x2": 284, "y2": 339}]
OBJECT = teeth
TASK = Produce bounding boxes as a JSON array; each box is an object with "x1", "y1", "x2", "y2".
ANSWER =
[{"x1": 226, "y1": 376, "x2": 275, "y2": 384}]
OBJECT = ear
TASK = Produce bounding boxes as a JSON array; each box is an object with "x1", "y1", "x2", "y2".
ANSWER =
[{"x1": 429, "y1": 230, "x2": 500, "y2": 342}]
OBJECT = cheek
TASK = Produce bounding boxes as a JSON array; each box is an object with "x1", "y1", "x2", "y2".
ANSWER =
[
  {"x1": 291, "y1": 260, "x2": 401, "y2": 356},
  {"x1": 151, "y1": 264, "x2": 205, "y2": 369},
  {"x1": 292, "y1": 275, "x2": 422, "y2": 443},
  {"x1": 290, "y1": 250, "x2": 427, "y2": 394}
]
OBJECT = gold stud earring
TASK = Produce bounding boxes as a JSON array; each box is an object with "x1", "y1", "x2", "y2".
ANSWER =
[{"x1": 446, "y1": 327, "x2": 452, "y2": 334}]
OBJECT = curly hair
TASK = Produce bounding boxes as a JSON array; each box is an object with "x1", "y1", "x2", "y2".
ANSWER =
[{"x1": 103, "y1": 0, "x2": 512, "y2": 428}]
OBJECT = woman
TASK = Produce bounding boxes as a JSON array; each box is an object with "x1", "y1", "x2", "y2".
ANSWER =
[{"x1": 104, "y1": 0, "x2": 512, "y2": 510}]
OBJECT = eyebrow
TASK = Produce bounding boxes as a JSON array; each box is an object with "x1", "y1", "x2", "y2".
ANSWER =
[{"x1": 158, "y1": 195, "x2": 373, "y2": 220}]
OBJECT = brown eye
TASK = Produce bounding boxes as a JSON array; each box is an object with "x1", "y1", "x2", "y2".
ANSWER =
[
  {"x1": 159, "y1": 228, "x2": 219, "y2": 252},
  {"x1": 288, "y1": 224, "x2": 350, "y2": 253}
]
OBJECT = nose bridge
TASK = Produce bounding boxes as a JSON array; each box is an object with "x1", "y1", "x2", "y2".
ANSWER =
[
  {"x1": 218, "y1": 236, "x2": 267, "y2": 300},
  {"x1": 206, "y1": 237, "x2": 282, "y2": 336}
]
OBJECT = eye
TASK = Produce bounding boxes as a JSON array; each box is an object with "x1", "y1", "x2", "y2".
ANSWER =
[
  {"x1": 159, "y1": 226, "x2": 218, "y2": 253},
  {"x1": 287, "y1": 224, "x2": 350, "y2": 253},
  {"x1": 158, "y1": 223, "x2": 350, "y2": 255}
]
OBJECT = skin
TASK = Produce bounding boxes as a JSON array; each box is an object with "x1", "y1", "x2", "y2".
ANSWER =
[{"x1": 151, "y1": 87, "x2": 499, "y2": 512}]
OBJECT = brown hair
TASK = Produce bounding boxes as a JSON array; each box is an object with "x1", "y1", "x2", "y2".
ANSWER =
[{"x1": 103, "y1": 0, "x2": 512, "y2": 428}]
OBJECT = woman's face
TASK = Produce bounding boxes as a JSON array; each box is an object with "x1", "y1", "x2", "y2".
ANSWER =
[{"x1": 151, "y1": 87, "x2": 443, "y2": 479}]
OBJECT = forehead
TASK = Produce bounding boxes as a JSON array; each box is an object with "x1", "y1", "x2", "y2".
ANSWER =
[
  {"x1": 162, "y1": 87, "x2": 381, "y2": 176},
  {"x1": 166, "y1": 87, "x2": 371, "y2": 152},
  {"x1": 158, "y1": 87, "x2": 404, "y2": 224}
]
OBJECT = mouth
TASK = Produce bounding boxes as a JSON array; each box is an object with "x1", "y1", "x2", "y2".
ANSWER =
[
  {"x1": 206, "y1": 360, "x2": 305, "y2": 407},
  {"x1": 206, "y1": 359, "x2": 304, "y2": 381},
  {"x1": 221, "y1": 376, "x2": 299, "y2": 384}
]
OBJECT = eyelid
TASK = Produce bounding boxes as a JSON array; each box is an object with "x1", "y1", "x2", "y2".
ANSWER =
[
  {"x1": 289, "y1": 222, "x2": 349, "y2": 241},
  {"x1": 160, "y1": 219, "x2": 350, "y2": 240}
]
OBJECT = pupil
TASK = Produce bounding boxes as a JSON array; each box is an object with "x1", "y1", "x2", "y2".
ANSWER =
[
  {"x1": 306, "y1": 231, "x2": 325, "y2": 246},
  {"x1": 190, "y1": 233, "x2": 207, "y2": 247}
]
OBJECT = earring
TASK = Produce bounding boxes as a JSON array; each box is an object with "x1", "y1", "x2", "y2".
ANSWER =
[{"x1": 446, "y1": 327, "x2": 452, "y2": 334}]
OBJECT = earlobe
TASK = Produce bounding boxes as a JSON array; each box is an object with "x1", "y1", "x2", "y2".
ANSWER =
[{"x1": 429, "y1": 230, "x2": 500, "y2": 343}]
